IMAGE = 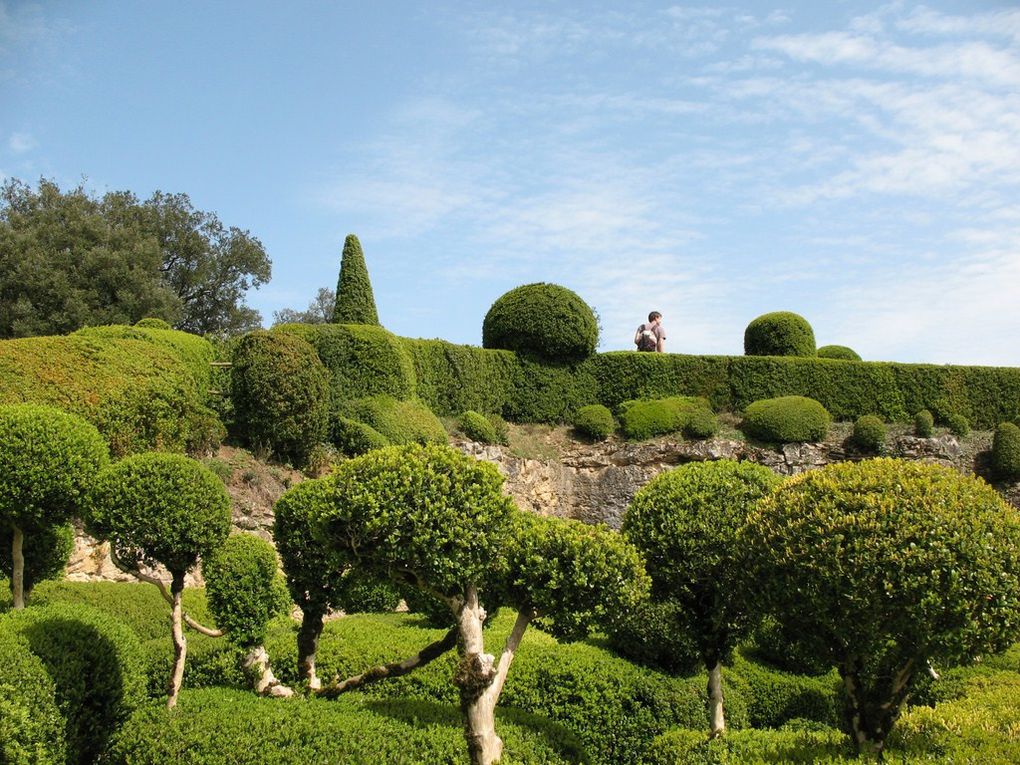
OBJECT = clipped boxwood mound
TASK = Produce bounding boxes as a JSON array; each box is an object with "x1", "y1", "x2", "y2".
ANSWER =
[
  {"x1": 275, "y1": 323, "x2": 416, "y2": 405},
  {"x1": 742, "y1": 396, "x2": 830, "y2": 443},
  {"x1": 483, "y1": 283, "x2": 599, "y2": 361},
  {"x1": 0, "y1": 602, "x2": 147, "y2": 765},
  {"x1": 744, "y1": 312, "x2": 816, "y2": 357},
  {"x1": 817, "y1": 344, "x2": 861, "y2": 361},
  {"x1": 649, "y1": 727, "x2": 851, "y2": 765},
  {"x1": 108, "y1": 689, "x2": 587, "y2": 765},
  {"x1": 618, "y1": 396, "x2": 716, "y2": 441},
  {"x1": 340, "y1": 395, "x2": 447, "y2": 446},
  {"x1": 992, "y1": 422, "x2": 1020, "y2": 480},
  {"x1": 331, "y1": 416, "x2": 390, "y2": 456},
  {"x1": 851, "y1": 414, "x2": 886, "y2": 453},
  {"x1": 915, "y1": 409, "x2": 934, "y2": 437},
  {"x1": 0, "y1": 625, "x2": 67, "y2": 765},
  {"x1": 458, "y1": 409, "x2": 500, "y2": 444},
  {"x1": 0, "y1": 334, "x2": 216, "y2": 456},
  {"x1": 574, "y1": 404, "x2": 615, "y2": 440}
]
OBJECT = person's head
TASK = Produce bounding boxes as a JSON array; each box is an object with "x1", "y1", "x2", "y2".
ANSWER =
[{"x1": 648, "y1": 311, "x2": 662, "y2": 325}]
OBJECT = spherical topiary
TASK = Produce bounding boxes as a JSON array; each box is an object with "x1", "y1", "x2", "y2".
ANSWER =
[
  {"x1": 991, "y1": 422, "x2": 1020, "y2": 480},
  {"x1": 0, "y1": 521, "x2": 74, "y2": 599},
  {"x1": 682, "y1": 407, "x2": 719, "y2": 440},
  {"x1": 947, "y1": 413, "x2": 970, "y2": 438},
  {"x1": 914, "y1": 409, "x2": 934, "y2": 438},
  {"x1": 742, "y1": 396, "x2": 830, "y2": 443},
  {"x1": 604, "y1": 597, "x2": 701, "y2": 675},
  {"x1": 743, "y1": 312, "x2": 816, "y2": 357},
  {"x1": 332, "y1": 234, "x2": 380, "y2": 326},
  {"x1": 0, "y1": 625, "x2": 66, "y2": 764},
  {"x1": 204, "y1": 534, "x2": 289, "y2": 648},
  {"x1": 574, "y1": 404, "x2": 615, "y2": 441},
  {"x1": 482, "y1": 283, "x2": 598, "y2": 360},
  {"x1": 851, "y1": 415, "x2": 886, "y2": 453},
  {"x1": 134, "y1": 317, "x2": 173, "y2": 330},
  {"x1": 331, "y1": 416, "x2": 390, "y2": 457},
  {"x1": 459, "y1": 410, "x2": 500, "y2": 445},
  {"x1": 341, "y1": 395, "x2": 447, "y2": 446},
  {"x1": 231, "y1": 330, "x2": 330, "y2": 464},
  {"x1": 817, "y1": 345, "x2": 861, "y2": 361}
]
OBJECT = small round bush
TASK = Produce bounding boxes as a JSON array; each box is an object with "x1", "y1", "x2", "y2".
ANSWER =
[
  {"x1": 991, "y1": 422, "x2": 1020, "y2": 480},
  {"x1": 947, "y1": 413, "x2": 970, "y2": 437},
  {"x1": 482, "y1": 283, "x2": 599, "y2": 361},
  {"x1": 682, "y1": 407, "x2": 719, "y2": 439},
  {"x1": 816, "y1": 344, "x2": 860, "y2": 361},
  {"x1": 743, "y1": 312, "x2": 816, "y2": 357},
  {"x1": 574, "y1": 404, "x2": 615, "y2": 440},
  {"x1": 341, "y1": 395, "x2": 447, "y2": 446},
  {"x1": 851, "y1": 415, "x2": 886, "y2": 453},
  {"x1": 914, "y1": 409, "x2": 934, "y2": 438},
  {"x1": 486, "y1": 413, "x2": 511, "y2": 446},
  {"x1": 204, "y1": 534, "x2": 289, "y2": 648},
  {"x1": 605, "y1": 597, "x2": 701, "y2": 675},
  {"x1": 231, "y1": 330, "x2": 330, "y2": 464},
  {"x1": 134, "y1": 317, "x2": 173, "y2": 330},
  {"x1": 618, "y1": 396, "x2": 712, "y2": 441},
  {"x1": 0, "y1": 521, "x2": 74, "y2": 599},
  {"x1": 459, "y1": 410, "x2": 500, "y2": 445},
  {"x1": 331, "y1": 416, "x2": 390, "y2": 457},
  {"x1": 0, "y1": 626, "x2": 67, "y2": 765},
  {"x1": 742, "y1": 396, "x2": 830, "y2": 443}
]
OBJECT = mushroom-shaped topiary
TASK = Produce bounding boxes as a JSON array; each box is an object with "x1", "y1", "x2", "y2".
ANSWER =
[
  {"x1": 817, "y1": 344, "x2": 861, "y2": 361},
  {"x1": 482, "y1": 283, "x2": 599, "y2": 360},
  {"x1": 85, "y1": 452, "x2": 231, "y2": 708},
  {"x1": 744, "y1": 311, "x2": 816, "y2": 357}
]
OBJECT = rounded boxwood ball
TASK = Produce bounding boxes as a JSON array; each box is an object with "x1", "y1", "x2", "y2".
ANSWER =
[
  {"x1": 574, "y1": 404, "x2": 615, "y2": 440},
  {"x1": 743, "y1": 396, "x2": 830, "y2": 443},
  {"x1": 914, "y1": 410, "x2": 934, "y2": 438},
  {"x1": 482, "y1": 283, "x2": 598, "y2": 360},
  {"x1": 817, "y1": 344, "x2": 861, "y2": 361},
  {"x1": 991, "y1": 422, "x2": 1020, "y2": 480},
  {"x1": 744, "y1": 312, "x2": 816, "y2": 357},
  {"x1": 852, "y1": 415, "x2": 886, "y2": 453}
]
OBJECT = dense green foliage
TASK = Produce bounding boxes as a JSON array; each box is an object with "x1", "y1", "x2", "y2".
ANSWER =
[
  {"x1": 742, "y1": 396, "x2": 830, "y2": 442},
  {"x1": 459, "y1": 409, "x2": 501, "y2": 444},
  {"x1": 991, "y1": 422, "x2": 1020, "y2": 480},
  {"x1": 204, "y1": 534, "x2": 289, "y2": 648},
  {"x1": 340, "y1": 395, "x2": 447, "y2": 446},
  {"x1": 0, "y1": 602, "x2": 147, "y2": 765},
  {"x1": 508, "y1": 356, "x2": 598, "y2": 423},
  {"x1": 402, "y1": 338, "x2": 518, "y2": 417},
  {"x1": 332, "y1": 234, "x2": 380, "y2": 325},
  {"x1": 851, "y1": 414, "x2": 886, "y2": 453},
  {"x1": 482, "y1": 283, "x2": 599, "y2": 361},
  {"x1": 743, "y1": 312, "x2": 816, "y2": 357},
  {"x1": 587, "y1": 353, "x2": 733, "y2": 413},
  {"x1": 133, "y1": 318, "x2": 171, "y2": 330},
  {"x1": 649, "y1": 727, "x2": 850, "y2": 764},
  {"x1": 331, "y1": 416, "x2": 390, "y2": 456},
  {"x1": 271, "y1": 287, "x2": 334, "y2": 326},
  {"x1": 573, "y1": 404, "x2": 615, "y2": 440},
  {"x1": 946, "y1": 412, "x2": 970, "y2": 437},
  {"x1": 816, "y1": 345, "x2": 861, "y2": 361},
  {"x1": 0, "y1": 624, "x2": 66, "y2": 765},
  {"x1": 914, "y1": 409, "x2": 934, "y2": 437},
  {"x1": 617, "y1": 396, "x2": 716, "y2": 441},
  {"x1": 0, "y1": 522, "x2": 73, "y2": 598},
  {"x1": 231, "y1": 330, "x2": 330, "y2": 463},
  {"x1": 86, "y1": 453, "x2": 231, "y2": 576},
  {"x1": 743, "y1": 459, "x2": 1020, "y2": 752},
  {"x1": 604, "y1": 597, "x2": 701, "y2": 675},
  {"x1": 108, "y1": 689, "x2": 586, "y2": 765}
]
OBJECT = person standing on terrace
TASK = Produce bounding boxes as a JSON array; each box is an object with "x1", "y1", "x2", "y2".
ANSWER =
[{"x1": 635, "y1": 311, "x2": 666, "y2": 353}]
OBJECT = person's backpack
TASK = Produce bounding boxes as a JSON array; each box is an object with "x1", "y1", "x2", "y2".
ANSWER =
[{"x1": 635, "y1": 325, "x2": 657, "y2": 352}]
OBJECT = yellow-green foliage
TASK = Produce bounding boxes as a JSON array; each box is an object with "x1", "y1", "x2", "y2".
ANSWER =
[
  {"x1": 0, "y1": 335, "x2": 216, "y2": 455},
  {"x1": 340, "y1": 395, "x2": 447, "y2": 446}
]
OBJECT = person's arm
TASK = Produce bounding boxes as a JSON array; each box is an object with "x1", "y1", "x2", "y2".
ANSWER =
[{"x1": 657, "y1": 337, "x2": 665, "y2": 353}]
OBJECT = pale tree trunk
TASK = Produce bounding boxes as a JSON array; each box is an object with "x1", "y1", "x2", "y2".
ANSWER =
[
  {"x1": 707, "y1": 661, "x2": 726, "y2": 738},
  {"x1": 243, "y1": 645, "x2": 294, "y2": 697},
  {"x1": 840, "y1": 657, "x2": 915, "y2": 760},
  {"x1": 453, "y1": 586, "x2": 533, "y2": 765},
  {"x1": 297, "y1": 607, "x2": 325, "y2": 690},
  {"x1": 11, "y1": 525, "x2": 25, "y2": 610},
  {"x1": 167, "y1": 572, "x2": 187, "y2": 709}
]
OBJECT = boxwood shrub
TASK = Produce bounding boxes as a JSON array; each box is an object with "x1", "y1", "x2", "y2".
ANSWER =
[
  {"x1": 0, "y1": 625, "x2": 66, "y2": 765},
  {"x1": 331, "y1": 416, "x2": 390, "y2": 456},
  {"x1": 743, "y1": 312, "x2": 816, "y2": 357},
  {"x1": 991, "y1": 422, "x2": 1020, "y2": 480},
  {"x1": 851, "y1": 414, "x2": 886, "y2": 453},
  {"x1": 648, "y1": 727, "x2": 851, "y2": 765},
  {"x1": 401, "y1": 338, "x2": 518, "y2": 418},
  {"x1": 340, "y1": 395, "x2": 447, "y2": 445},
  {"x1": 947, "y1": 413, "x2": 970, "y2": 437},
  {"x1": 574, "y1": 404, "x2": 615, "y2": 441},
  {"x1": 458, "y1": 409, "x2": 500, "y2": 444},
  {"x1": 742, "y1": 396, "x2": 830, "y2": 443},
  {"x1": 914, "y1": 409, "x2": 934, "y2": 437},
  {"x1": 618, "y1": 397, "x2": 715, "y2": 441},
  {"x1": 482, "y1": 283, "x2": 599, "y2": 361},
  {"x1": 816, "y1": 345, "x2": 861, "y2": 361}
]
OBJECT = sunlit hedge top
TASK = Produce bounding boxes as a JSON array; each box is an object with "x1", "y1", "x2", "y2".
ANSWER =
[
  {"x1": 742, "y1": 458, "x2": 1020, "y2": 666},
  {"x1": 482, "y1": 283, "x2": 598, "y2": 361}
]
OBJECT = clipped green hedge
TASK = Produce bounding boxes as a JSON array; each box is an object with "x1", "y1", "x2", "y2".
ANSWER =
[
  {"x1": 744, "y1": 312, "x2": 816, "y2": 358},
  {"x1": 108, "y1": 689, "x2": 587, "y2": 765},
  {"x1": 586, "y1": 353, "x2": 732, "y2": 413},
  {"x1": 402, "y1": 338, "x2": 517, "y2": 417},
  {"x1": 743, "y1": 396, "x2": 830, "y2": 443},
  {"x1": 340, "y1": 395, "x2": 447, "y2": 445},
  {"x1": 483, "y1": 283, "x2": 599, "y2": 361},
  {"x1": 0, "y1": 625, "x2": 66, "y2": 765},
  {"x1": 648, "y1": 727, "x2": 851, "y2": 765},
  {"x1": 817, "y1": 345, "x2": 861, "y2": 361},
  {"x1": 0, "y1": 334, "x2": 217, "y2": 456}
]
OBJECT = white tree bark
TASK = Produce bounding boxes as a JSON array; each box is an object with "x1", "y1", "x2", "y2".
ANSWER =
[
  {"x1": 167, "y1": 574, "x2": 187, "y2": 709},
  {"x1": 708, "y1": 661, "x2": 726, "y2": 738},
  {"x1": 243, "y1": 644, "x2": 294, "y2": 697},
  {"x1": 11, "y1": 525, "x2": 25, "y2": 610}
]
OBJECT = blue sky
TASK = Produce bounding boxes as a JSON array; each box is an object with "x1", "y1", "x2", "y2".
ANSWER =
[{"x1": 2, "y1": 1, "x2": 1018, "y2": 365}]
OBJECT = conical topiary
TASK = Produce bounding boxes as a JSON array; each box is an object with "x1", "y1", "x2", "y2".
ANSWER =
[{"x1": 332, "y1": 234, "x2": 380, "y2": 325}]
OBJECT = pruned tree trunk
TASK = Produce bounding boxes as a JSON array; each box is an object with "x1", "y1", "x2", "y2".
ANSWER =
[
  {"x1": 297, "y1": 607, "x2": 325, "y2": 690},
  {"x1": 11, "y1": 525, "x2": 25, "y2": 610},
  {"x1": 243, "y1": 644, "x2": 294, "y2": 697},
  {"x1": 840, "y1": 657, "x2": 915, "y2": 760},
  {"x1": 707, "y1": 660, "x2": 726, "y2": 738},
  {"x1": 167, "y1": 572, "x2": 187, "y2": 709}
]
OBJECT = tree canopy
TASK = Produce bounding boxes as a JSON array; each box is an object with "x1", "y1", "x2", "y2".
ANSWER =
[{"x1": 0, "y1": 178, "x2": 270, "y2": 338}]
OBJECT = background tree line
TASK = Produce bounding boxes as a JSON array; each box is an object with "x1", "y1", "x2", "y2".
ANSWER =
[{"x1": 0, "y1": 178, "x2": 271, "y2": 338}]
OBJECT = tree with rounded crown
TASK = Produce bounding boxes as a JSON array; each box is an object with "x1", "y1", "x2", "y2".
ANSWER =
[
  {"x1": 332, "y1": 234, "x2": 379, "y2": 325},
  {"x1": 0, "y1": 522, "x2": 74, "y2": 602},
  {"x1": 623, "y1": 459, "x2": 781, "y2": 738},
  {"x1": 85, "y1": 452, "x2": 231, "y2": 708},
  {"x1": 311, "y1": 443, "x2": 648, "y2": 765},
  {"x1": 742, "y1": 458, "x2": 1020, "y2": 759},
  {"x1": 0, "y1": 404, "x2": 109, "y2": 609}
]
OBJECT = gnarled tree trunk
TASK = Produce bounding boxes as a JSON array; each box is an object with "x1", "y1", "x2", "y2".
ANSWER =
[
  {"x1": 297, "y1": 606, "x2": 325, "y2": 690},
  {"x1": 840, "y1": 657, "x2": 915, "y2": 759},
  {"x1": 167, "y1": 572, "x2": 187, "y2": 709},
  {"x1": 243, "y1": 645, "x2": 294, "y2": 697},
  {"x1": 11, "y1": 525, "x2": 25, "y2": 610},
  {"x1": 707, "y1": 660, "x2": 726, "y2": 738}
]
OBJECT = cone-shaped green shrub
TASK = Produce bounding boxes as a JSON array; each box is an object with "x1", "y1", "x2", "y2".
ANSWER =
[{"x1": 332, "y1": 234, "x2": 379, "y2": 325}]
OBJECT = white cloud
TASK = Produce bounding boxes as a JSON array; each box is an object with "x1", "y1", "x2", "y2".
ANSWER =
[{"x1": 8, "y1": 131, "x2": 35, "y2": 154}]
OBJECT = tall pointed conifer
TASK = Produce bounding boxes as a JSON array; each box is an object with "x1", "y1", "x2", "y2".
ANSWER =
[{"x1": 332, "y1": 234, "x2": 379, "y2": 325}]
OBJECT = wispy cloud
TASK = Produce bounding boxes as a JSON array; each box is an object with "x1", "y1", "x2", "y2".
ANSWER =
[{"x1": 7, "y1": 131, "x2": 35, "y2": 154}]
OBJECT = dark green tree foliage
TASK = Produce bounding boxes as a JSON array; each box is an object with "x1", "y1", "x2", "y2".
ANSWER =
[
  {"x1": 332, "y1": 235, "x2": 380, "y2": 325},
  {"x1": 231, "y1": 330, "x2": 330, "y2": 464},
  {"x1": 743, "y1": 312, "x2": 816, "y2": 357},
  {"x1": 742, "y1": 396, "x2": 830, "y2": 443},
  {"x1": 341, "y1": 395, "x2": 447, "y2": 446},
  {"x1": 991, "y1": 422, "x2": 1020, "y2": 480},
  {"x1": 272, "y1": 287, "x2": 335, "y2": 326},
  {"x1": 0, "y1": 404, "x2": 109, "y2": 609},
  {"x1": 482, "y1": 283, "x2": 599, "y2": 361},
  {"x1": 914, "y1": 409, "x2": 934, "y2": 437},
  {"x1": 573, "y1": 404, "x2": 615, "y2": 440},
  {"x1": 459, "y1": 410, "x2": 500, "y2": 444},
  {"x1": 604, "y1": 597, "x2": 702, "y2": 675},
  {"x1": 817, "y1": 345, "x2": 861, "y2": 361},
  {"x1": 0, "y1": 521, "x2": 74, "y2": 600},
  {"x1": 623, "y1": 460, "x2": 781, "y2": 736},
  {"x1": 204, "y1": 534, "x2": 288, "y2": 649},
  {"x1": 742, "y1": 458, "x2": 1020, "y2": 757},
  {"x1": 331, "y1": 416, "x2": 390, "y2": 456},
  {"x1": 851, "y1": 415, "x2": 886, "y2": 453}
]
